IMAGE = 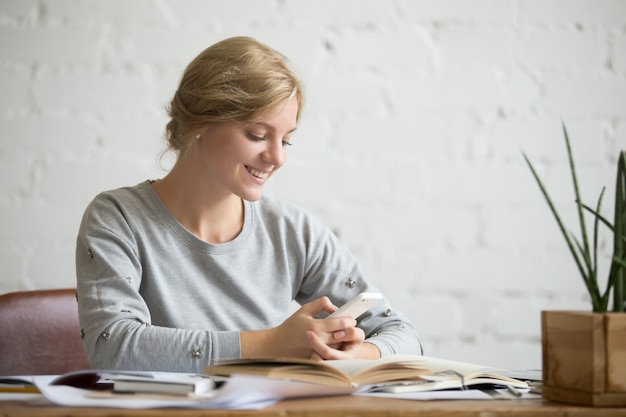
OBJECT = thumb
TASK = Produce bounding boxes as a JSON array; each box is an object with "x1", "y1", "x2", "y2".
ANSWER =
[{"x1": 302, "y1": 296, "x2": 337, "y2": 317}]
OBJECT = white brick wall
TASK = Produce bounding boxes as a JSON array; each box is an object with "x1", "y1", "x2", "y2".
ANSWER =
[{"x1": 1, "y1": 0, "x2": 625, "y2": 370}]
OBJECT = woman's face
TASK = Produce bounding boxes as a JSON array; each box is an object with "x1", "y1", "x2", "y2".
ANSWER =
[{"x1": 195, "y1": 98, "x2": 298, "y2": 202}]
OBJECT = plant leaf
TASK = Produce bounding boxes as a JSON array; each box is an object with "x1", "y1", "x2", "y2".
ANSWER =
[
  {"x1": 592, "y1": 188, "x2": 605, "y2": 299},
  {"x1": 522, "y1": 152, "x2": 594, "y2": 302},
  {"x1": 570, "y1": 231, "x2": 600, "y2": 305},
  {"x1": 612, "y1": 150, "x2": 626, "y2": 311},
  {"x1": 580, "y1": 202, "x2": 614, "y2": 231},
  {"x1": 562, "y1": 124, "x2": 594, "y2": 282}
]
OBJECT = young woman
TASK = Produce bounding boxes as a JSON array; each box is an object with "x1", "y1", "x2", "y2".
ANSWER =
[{"x1": 76, "y1": 36, "x2": 423, "y2": 372}]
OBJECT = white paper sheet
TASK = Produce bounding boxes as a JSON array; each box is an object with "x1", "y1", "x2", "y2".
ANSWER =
[
  {"x1": 361, "y1": 388, "x2": 541, "y2": 401},
  {"x1": 0, "y1": 392, "x2": 44, "y2": 402},
  {"x1": 34, "y1": 374, "x2": 355, "y2": 409}
]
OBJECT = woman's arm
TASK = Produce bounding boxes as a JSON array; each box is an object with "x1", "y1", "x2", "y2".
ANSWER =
[
  {"x1": 293, "y1": 213, "x2": 424, "y2": 359},
  {"x1": 75, "y1": 194, "x2": 241, "y2": 372}
]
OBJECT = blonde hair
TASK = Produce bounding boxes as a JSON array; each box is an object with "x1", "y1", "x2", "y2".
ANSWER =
[{"x1": 165, "y1": 36, "x2": 304, "y2": 155}]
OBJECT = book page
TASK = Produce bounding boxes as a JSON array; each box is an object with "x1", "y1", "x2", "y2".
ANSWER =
[
  {"x1": 205, "y1": 355, "x2": 525, "y2": 388},
  {"x1": 208, "y1": 354, "x2": 429, "y2": 386},
  {"x1": 326, "y1": 355, "x2": 429, "y2": 385}
]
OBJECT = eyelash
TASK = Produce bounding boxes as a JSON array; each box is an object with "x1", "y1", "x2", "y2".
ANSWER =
[{"x1": 247, "y1": 132, "x2": 292, "y2": 147}]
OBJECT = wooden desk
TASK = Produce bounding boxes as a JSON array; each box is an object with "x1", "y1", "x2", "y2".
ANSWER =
[{"x1": 1, "y1": 395, "x2": 625, "y2": 416}]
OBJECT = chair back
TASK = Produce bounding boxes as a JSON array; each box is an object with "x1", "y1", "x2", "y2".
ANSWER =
[{"x1": 0, "y1": 288, "x2": 90, "y2": 375}]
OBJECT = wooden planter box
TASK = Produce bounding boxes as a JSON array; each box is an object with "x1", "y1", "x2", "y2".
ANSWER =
[{"x1": 542, "y1": 310, "x2": 626, "y2": 406}]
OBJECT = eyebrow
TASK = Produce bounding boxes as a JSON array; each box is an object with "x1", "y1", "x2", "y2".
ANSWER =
[{"x1": 248, "y1": 121, "x2": 298, "y2": 134}]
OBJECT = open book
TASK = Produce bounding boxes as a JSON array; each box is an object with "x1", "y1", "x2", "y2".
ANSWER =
[{"x1": 204, "y1": 354, "x2": 530, "y2": 392}]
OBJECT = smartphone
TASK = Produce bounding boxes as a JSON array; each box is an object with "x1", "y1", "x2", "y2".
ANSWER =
[{"x1": 327, "y1": 292, "x2": 383, "y2": 319}]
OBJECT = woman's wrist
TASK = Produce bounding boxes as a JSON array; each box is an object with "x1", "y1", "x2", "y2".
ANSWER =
[
  {"x1": 358, "y1": 342, "x2": 382, "y2": 359},
  {"x1": 240, "y1": 328, "x2": 274, "y2": 358}
]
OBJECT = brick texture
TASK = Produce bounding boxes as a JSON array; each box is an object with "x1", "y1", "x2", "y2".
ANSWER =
[{"x1": 1, "y1": 0, "x2": 625, "y2": 370}]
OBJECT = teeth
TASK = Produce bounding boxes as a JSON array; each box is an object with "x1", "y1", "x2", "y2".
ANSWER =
[{"x1": 247, "y1": 167, "x2": 269, "y2": 179}]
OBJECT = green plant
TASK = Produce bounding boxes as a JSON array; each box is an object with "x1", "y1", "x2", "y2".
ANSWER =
[{"x1": 523, "y1": 123, "x2": 626, "y2": 312}]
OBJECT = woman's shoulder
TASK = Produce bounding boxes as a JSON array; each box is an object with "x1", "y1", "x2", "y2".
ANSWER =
[
  {"x1": 90, "y1": 180, "x2": 154, "y2": 206},
  {"x1": 82, "y1": 180, "x2": 157, "y2": 226},
  {"x1": 253, "y1": 196, "x2": 327, "y2": 232},
  {"x1": 255, "y1": 196, "x2": 311, "y2": 219}
]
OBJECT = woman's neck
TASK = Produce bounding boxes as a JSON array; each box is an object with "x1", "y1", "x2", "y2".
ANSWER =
[{"x1": 152, "y1": 165, "x2": 245, "y2": 244}]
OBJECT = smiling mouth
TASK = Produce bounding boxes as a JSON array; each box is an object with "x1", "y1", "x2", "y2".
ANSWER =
[{"x1": 246, "y1": 166, "x2": 269, "y2": 179}]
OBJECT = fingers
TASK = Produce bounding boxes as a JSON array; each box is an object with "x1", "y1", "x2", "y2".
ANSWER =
[
  {"x1": 300, "y1": 296, "x2": 338, "y2": 317},
  {"x1": 331, "y1": 326, "x2": 364, "y2": 344},
  {"x1": 310, "y1": 351, "x2": 323, "y2": 361},
  {"x1": 306, "y1": 326, "x2": 366, "y2": 360},
  {"x1": 309, "y1": 316, "x2": 357, "y2": 347},
  {"x1": 279, "y1": 296, "x2": 365, "y2": 360},
  {"x1": 306, "y1": 330, "x2": 337, "y2": 359}
]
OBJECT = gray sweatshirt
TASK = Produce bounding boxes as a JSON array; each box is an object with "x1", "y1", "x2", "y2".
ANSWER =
[{"x1": 76, "y1": 181, "x2": 423, "y2": 372}]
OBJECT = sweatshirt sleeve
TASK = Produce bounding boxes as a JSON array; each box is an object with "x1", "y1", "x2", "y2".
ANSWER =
[
  {"x1": 290, "y1": 207, "x2": 424, "y2": 357},
  {"x1": 75, "y1": 193, "x2": 241, "y2": 373}
]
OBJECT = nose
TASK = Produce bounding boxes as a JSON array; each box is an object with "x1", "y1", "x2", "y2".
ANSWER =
[{"x1": 262, "y1": 139, "x2": 287, "y2": 167}]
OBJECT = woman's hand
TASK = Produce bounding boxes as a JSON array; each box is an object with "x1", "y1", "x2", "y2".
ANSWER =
[
  {"x1": 307, "y1": 322, "x2": 367, "y2": 360},
  {"x1": 241, "y1": 296, "x2": 359, "y2": 358}
]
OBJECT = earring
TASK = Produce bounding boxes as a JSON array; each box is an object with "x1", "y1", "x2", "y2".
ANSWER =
[{"x1": 195, "y1": 134, "x2": 201, "y2": 139}]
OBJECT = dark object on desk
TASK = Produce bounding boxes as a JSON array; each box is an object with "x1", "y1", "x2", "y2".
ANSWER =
[
  {"x1": 0, "y1": 288, "x2": 91, "y2": 375},
  {"x1": 51, "y1": 370, "x2": 112, "y2": 391}
]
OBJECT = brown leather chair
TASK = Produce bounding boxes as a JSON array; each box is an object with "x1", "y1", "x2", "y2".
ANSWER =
[{"x1": 0, "y1": 288, "x2": 91, "y2": 375}]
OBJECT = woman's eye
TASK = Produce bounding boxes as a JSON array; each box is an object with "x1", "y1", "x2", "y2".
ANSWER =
[
  {"x1": 246, "y1": 132, "x2": 265, "y2": 142},
  {"x1": 246, "y1": 131, "x2": 292, "y2": 147}
]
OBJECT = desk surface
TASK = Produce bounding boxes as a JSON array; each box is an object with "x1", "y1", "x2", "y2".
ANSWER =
[{"x1": 2, "y1": 395, "x2": 626, "y2": 416}]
